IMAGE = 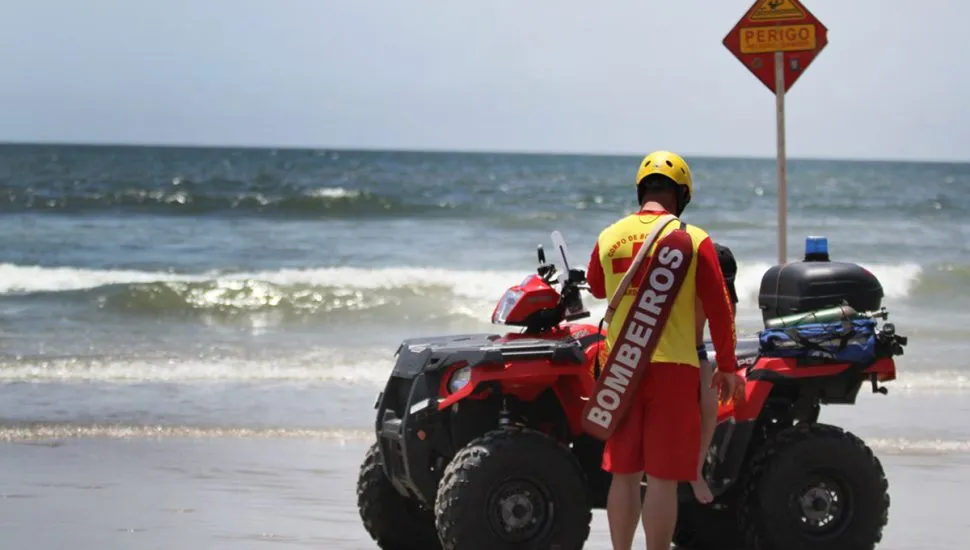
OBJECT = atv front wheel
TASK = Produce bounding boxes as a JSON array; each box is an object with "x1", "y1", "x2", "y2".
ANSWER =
[
  {"x1": 357, "y1": 442, "x2": 442, "y2": 550},
  {"x1": 739, "y1": 422, "x2": 889, "y2": 550},
  {"x1": 434, "y1": 426, "x2": 592, "y2": 550}
]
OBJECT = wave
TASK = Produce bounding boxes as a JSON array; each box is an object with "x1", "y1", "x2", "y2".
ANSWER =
[
  {"x1": 0, "y1": 263, "x2": 518, "y2": 298},
  {"x1": 2, "y1": 349, "x2": 968, "y2": 394},
  {"x1": 0, "y1": 350, "x2": 398, "y2": 385},
  {"x1": 0, "y1": 183, "x2": 452, "y2": 218},
  {"x1": 1, "y1": 422, "x2": 967, "y2": 456},
  {"x1": 732, "y1": 261, "x2": 924, "y2": 304},
  {"x1": 0, "y1": 261, "x2": 933, "y2": 321},
  {"x1": 0, "y1": 422, "x2": 370, "y2": 443},
  {"x1": 0, "y1": 263, "x2": 524, "y2": 321},
  {"x1": 863, "y1": 437, "x2": 970, "y2": 456}
]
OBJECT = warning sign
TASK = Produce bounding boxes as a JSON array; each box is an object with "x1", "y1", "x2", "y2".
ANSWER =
[
  {"x1": 722, "y1": 0, "x2": 828, "y2": 94},
  {"x1": 748, "y1": 0, "x2": 806, "y2": 22}
]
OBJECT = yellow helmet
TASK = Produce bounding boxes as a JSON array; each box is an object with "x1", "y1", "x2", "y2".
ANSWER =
[{"x1": 635, "y1": 150, "x2": 693, "y2": 214}]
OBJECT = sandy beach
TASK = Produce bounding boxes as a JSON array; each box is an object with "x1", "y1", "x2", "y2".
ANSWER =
[{"x1": 2, "y1": 428, "x2": 966, "y2": 550}]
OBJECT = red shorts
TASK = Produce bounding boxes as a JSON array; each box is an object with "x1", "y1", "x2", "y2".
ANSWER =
[{"x1": 601, "y1": 362, "x2": 701, "y2": 481}]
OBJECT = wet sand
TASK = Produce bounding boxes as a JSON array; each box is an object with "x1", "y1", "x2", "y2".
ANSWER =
[{"x1": 1, "y1": 434, "x2": 964, "y2": 550}]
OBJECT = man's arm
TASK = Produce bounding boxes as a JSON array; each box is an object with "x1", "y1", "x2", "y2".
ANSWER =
[
  {"x1": 696, "y1": 237, "x2": 738, "y2": 373},
  {"x1": 586, "y1": 243, "x2": 606, "y2": 300}
]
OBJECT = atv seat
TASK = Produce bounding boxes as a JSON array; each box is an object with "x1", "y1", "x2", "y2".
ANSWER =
[{"x1": 702, "y1": 336, "x2": 760, "y2": 371}]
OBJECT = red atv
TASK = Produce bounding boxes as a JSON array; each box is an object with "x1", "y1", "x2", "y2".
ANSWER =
[{"x1": 357, "y1": 231, "x2": 907, "y2": 550}]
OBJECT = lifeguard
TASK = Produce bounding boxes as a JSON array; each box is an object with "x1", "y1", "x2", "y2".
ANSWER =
[
  {"x1": 583, "y1": 150, "x2": 745, "y2": 550},
  {"x1": 585, "y1": 237, "x2": 691, "y2": 431}
]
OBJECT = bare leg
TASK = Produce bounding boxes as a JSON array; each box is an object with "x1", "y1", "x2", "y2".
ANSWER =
[
  {"x1": 690, "y1": 359, "x2": 716, "y2": 504},
  {"x1": 607, "y1": 472, "x2": 643, "y2": 550},
  {"x1": 640, "y1": 475, "x2": 679, "y2": 550}
]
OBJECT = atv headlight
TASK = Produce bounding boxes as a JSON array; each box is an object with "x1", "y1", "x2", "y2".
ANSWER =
[
  {"x1": 492, "y1": 289, "x2": 524, "y2": 324},
  {"x1": 448, "y1": 365, "x2": 472, "y2": 393}
]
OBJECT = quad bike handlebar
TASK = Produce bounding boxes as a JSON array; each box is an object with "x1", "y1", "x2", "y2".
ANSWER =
[
  {"x1": 536, "y1": 243, "x2": 588, "y2": 290},
  {"x1": 534, "y1": 243, "x2": 591, "y2": 323}
]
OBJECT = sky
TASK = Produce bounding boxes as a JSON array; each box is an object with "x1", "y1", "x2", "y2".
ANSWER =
[{"x1": 0, "y1": 0, "x2": 967, "y2": 162}]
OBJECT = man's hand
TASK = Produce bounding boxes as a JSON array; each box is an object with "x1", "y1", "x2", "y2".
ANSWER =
[{"x1": 711, "y1": 370, "x2": 746, "y2": 405}]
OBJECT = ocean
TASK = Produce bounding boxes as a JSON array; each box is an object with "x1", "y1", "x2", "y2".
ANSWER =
[{"x1": 1, "y1": 143, "x2": 968, "y2": 548}]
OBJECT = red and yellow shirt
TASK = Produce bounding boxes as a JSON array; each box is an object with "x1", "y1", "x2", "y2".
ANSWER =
[{"x1": 587, "y1": 209, "x2": 739, "y2": 373}]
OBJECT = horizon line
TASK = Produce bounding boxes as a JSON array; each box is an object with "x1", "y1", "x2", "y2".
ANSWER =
[{"x1": 0, "y1": 138, "x2": 965, "y2": 165}]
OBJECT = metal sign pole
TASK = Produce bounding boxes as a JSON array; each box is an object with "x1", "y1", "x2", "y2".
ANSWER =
[
  {"x1": 723, "y1": 0, "x2": 829, "y2": 265},
  {"x1": 774, "y1": 50, "x2": 787, "y2": 265}
]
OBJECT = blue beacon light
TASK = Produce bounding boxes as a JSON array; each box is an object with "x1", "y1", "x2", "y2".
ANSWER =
[{"x1": 804, "y1": 236, "x2": 830, "y2": 261}]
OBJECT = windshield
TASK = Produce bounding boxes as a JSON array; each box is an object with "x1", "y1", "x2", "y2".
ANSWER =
[{"x1": 549, "y1": 230, "x2": 575, "y2": 275}]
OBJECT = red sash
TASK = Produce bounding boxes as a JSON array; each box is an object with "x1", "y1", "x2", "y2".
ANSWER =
[{"x1": 581, "y1": 228, "x2": 695, "y2": 441}]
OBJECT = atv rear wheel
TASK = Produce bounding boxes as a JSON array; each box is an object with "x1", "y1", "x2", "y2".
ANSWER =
[
  {"x1": 434, "y1": 426, "x2": 592, "y2": 550},
  {"x1": 357, "y1": 442, "x2": 442, "y2": 550},
  {"x1": 739, "y1": 422, "x2": 889, "y2": 550}
]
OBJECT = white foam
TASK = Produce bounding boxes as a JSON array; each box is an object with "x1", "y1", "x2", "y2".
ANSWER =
[
  {"x1": 0, "y1": 423, "x2": 371, "y2": 443},
  {"x1": 4, "y1": 347, "x2": 969, "y2": 397},
  {"x1": 0, "y1": 423, "x2": 966, "y2": 455},
  {"x1": 304, "y1": 186, "x2": 359, "y2": 199},
  {"x1": 0, "y1": 264, "x2": 197, "y2": 294},
  {"x1": 732, "y1": 261, "x2": 923, "y2": 305},
  {"x1": 0, "y1": 263, "x2": 525, "y2": 303},
  {"x1": 0, "y1": 260, "x2": 928, "y2": 326},
  {"x1": 866, "y1": 437, "x2": 970, "y2": 455},
  {"x1": 0, "y1": 260, "x2": 925, "y2": 302},
  {"x1": 888, "y1": 370, "x2": 970, "y2": 392},
  {"x1": 0, "y1": 348, "x2": 398, "y2": 385}
]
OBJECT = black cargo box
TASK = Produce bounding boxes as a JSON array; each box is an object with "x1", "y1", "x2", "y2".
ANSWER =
[{"x1": 758, "y1": 260, "x2": 884, "y2": 322}]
